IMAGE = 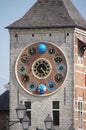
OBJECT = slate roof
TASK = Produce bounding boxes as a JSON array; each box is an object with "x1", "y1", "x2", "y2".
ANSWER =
[
  {"x1": 0, "y1": 90, "x2": 9, "y2": 111},
  {"x1": 7, "y1": 0, "x2": 86, "y2": 30}
]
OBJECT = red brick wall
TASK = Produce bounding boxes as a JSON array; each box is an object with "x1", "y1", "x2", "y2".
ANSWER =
[{"x1": 74, "y1": 32, "x2": 86, "y2": 129}]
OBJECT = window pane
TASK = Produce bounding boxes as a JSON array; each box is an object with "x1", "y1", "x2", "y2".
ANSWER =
[
  {"x1": 26, "y1": 111, "x2": 31, "y2": 126},
  {"x1": 25, "y1": 101, "x2": 31, "y2": 109},
  {"x1": 53, "y1": 101, "x2": 59, "y2": 109},
  {"x1": 24, "y1": 101, "x2": 31, "y2": 126},
  {"x1": 26, "y1": 111, "x2": 31, "y2": 119},
  {"x1": 78, "y1": 102, "x2": 81, "y2": 111},
  {"x1": 53, "y1": 111, "x2": 59, "y2": 126},
  {"x1": 78, "y1": 101, "x2": 83, "y2": 129},
  {"x1": 78, "y1": 102, "x2": 82, "y2": 111},
  {"x1": 81, "y1": 102, "x2": 82, "y2": 111},
  {"x1": 78, "y1": 111, "x2": 83, "y2": 128}
]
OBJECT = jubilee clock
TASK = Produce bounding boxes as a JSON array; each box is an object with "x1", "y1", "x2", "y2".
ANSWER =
[{"x1": 15, "y1": 42, "x2": 67, "y2": 96}]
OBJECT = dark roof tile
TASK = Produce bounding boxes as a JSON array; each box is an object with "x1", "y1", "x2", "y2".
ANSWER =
[
  {"x1": 7, "y1": 0, "x2": 86, "y2": 30},
  {"x1": 0, "y1": 90, "x2": 9, "y2": 111}
]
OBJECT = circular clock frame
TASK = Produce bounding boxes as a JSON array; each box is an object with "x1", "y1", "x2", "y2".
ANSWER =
[{"x1": 15, "y1": 42, "x2": 67, "y2": 96}]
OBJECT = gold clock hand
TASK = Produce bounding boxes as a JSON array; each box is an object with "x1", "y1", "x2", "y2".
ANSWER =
[{"x1": 40, "y1": 67, "x2": 45, "y2": 73}]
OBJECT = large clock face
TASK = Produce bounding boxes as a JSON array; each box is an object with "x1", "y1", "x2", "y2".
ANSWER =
[{"x1": 15, "y1": 42, "x2": 67, "y2": 96}]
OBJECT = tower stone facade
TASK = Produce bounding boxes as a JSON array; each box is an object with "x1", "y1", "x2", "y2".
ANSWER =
[{"x1": 7, "y1": 0, "x2": 86, "y2": 130}]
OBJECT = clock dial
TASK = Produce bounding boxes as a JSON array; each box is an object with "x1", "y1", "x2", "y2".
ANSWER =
[
  {"x1": 15, "y1": 42, "x2": 67, "y2": 96},
  {"x1": 48, "y1": 47, "x2": 55, "y2": 54},
  {"x1": 21, "y1": 54, "x2": 30, "y2": 64},
  {"x1": 54, "y1": 54, "x2": 63, "y2": 63},
  {"x1": 28, "y1": 82, "x2": 37, "y2": 92},
  {"x1": 18, "y1": 64, "x2": 27, "y2": 74},
  {"x1": 55, "y1": 74, "x2": 63, "y2": 83},
  {"x1": 28, "y1": 47, "x2": 36, "y2": 55},
  {"x1": 32, "y1": 58, "x2": 52, "y2": 79},
  {"x1": 21, "y1": 75, "x2": 29, "y2": 83},
  {"x1": 56, "y1": 64, "x2": 67, "y2": 74},
  {"x1": 47, "y1": 81, "x2": 56, "y2": 91}
]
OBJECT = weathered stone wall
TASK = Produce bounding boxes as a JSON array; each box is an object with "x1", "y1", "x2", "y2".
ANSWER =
[{"x1": 9, "y1": 28, "x2": 74, "y2": 130}]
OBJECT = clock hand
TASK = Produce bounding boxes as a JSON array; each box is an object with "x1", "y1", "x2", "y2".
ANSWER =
[{"x1": 40, "y1": 67, "x2": 45, "y2": 73}]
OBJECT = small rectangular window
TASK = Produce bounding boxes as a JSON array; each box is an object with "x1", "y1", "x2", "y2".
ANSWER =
[
  {"x1": 53, "y1": 111, "x2": 59, "y2": 125},
  {"x1": 26, "y1": 111, "x2": 31, "y2": 120},
  {"x1": 25, "y1": 101, "x2": 31, "y2": 109},
  {"x1": 78, "y1": 100, "x2": 83, "y2": 129},
  {"x1": 53, "y1": 101, "x2": 59, "y2": 109},
  {"x1": 52, "y1": 101, "x2": 60, "y2": 126},
  {"x1": 25, "y1": 101, "x2": 31, "y2": 125}
]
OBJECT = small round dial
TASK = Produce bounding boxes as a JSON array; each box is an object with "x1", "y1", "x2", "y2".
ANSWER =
[
  {"x1": 54, "y1": 54, "x2": 63, "y2": 63},
  {"x1": 55, "y1": 74, "x2": 63, "y2": 83},
  {"x1": 28, "y1": 47, "x2": 36, "y2": 55},
  {"x1": 48, "y1": 47, "x2": 55, "y2": 54},
  {"x1": 21, "y1": 54, "x2": 29, "y2": 64},
  {"x1": 21, "y1": 75, "x2": 29, "y2": 83},
  {"x1": 32, "y1": 58, "x2": 52, "y2": 79}
]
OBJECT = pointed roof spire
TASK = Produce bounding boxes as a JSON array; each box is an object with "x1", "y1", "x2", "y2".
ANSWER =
[{"x1": 7, "y1": 0, "x2": 86, "y2": 30}]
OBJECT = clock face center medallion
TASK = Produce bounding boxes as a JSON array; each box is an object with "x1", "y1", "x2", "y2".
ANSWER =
[{"x1": 32, "y1": 58, "x2": 52, "y2": 79}]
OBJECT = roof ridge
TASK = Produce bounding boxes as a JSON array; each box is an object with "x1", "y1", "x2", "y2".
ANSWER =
[
  {"x1": 62, "y1": 0, "x2": 76, "y2": 25},
  {"x1": 63, "y1": 0, "x2": 86, "y2": 28}
]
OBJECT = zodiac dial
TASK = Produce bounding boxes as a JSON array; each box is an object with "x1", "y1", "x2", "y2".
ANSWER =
[{"x1": 15, "y1": 42, "x2": 67, "y2": 96}]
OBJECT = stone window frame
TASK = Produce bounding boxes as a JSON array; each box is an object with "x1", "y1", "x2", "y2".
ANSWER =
[{"x1": 52, "y1": 101, "x2": 60, "y2": 126}]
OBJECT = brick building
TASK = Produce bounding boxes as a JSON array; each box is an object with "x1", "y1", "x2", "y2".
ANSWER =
[{"x1": 7, "y1": 0, "x2": 86, "y2": 130}]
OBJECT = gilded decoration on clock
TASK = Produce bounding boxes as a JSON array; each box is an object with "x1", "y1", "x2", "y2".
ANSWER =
[{"x1": 15, "y1": 42, "x2": 67, "y2": 96}]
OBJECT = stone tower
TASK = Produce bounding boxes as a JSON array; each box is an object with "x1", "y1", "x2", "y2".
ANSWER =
[{"x1": 7, "y1": 0, "x2": 86, "y2": 130}]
